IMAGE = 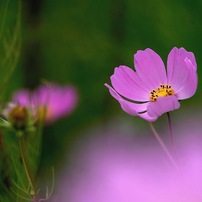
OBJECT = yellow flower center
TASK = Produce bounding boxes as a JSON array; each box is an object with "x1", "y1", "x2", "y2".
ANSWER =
[{"x1": 150, "y1": 84, "x2": 175, "y2": 102}]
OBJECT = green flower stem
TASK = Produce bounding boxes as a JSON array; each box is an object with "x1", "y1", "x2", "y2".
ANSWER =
[
  {"x1": 18, "y1": 135, "x2": 38, "y2": 201},
  {"x1": 166, "y1": 112, "x2": 180, "y2": 164},
  {"x1": 148, "y1": 122, "x2": 179, "y2": 170}
]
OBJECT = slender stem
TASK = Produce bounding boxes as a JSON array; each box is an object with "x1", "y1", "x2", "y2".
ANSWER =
[
  {"x1": 148, "y1": 122, "x2": 179, "y2": 170},
  {"x1": 18, "y1": 136, "x2": 38, "y2": 201},
  {"x1": 167, "y1": 112, "x2": 180, "y2": 164},
  {"x1": 167, "y1": 112, "x2": 175, "y2": 147}
]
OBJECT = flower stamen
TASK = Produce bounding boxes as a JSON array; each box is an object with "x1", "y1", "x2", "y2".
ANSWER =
[{"x1": 150, "y1": 84, "x2": 175, "y2": 102}]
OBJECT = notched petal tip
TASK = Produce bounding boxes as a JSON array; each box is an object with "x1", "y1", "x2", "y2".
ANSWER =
[
  {"x1": 184, "y1": 57, "x2": 197, "y2": 71},
  {"x1": 167, "y1": 47, "x2": 198, "y2": 100},
  {"x1": 134, "y1": 47, "x2": 167, "y2": 89}
]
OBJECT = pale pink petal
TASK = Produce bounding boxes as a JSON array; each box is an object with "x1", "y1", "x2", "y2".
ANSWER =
[
  {"x1": 167, "y1": 47, "x2": 197, "y2": 97},
  {"x1": 12, "y1": 89, "x2": 35, "y2": 109},
  {"x1": 36, "y1": 83, "x2": 78, "y2": 123},
  {"x1": 105, "y1": 84, "x2": 148, "y2": 115},
  {"x1": 138, "y1": 112, "x2": 158, "y2": 122},
  {"x1": 49, "y1": 86, "x2": 78, "y2": 121},
  {"x1": 36, "y1": 84, "x2": 53, "y2": 106},
  {"x1": 105, "y1": 84, "x2": 158, "y2": 122},
  {"x1": 147, "y1": 96, "x2": 180, "y2": 118},
  {"x1": 175, "y1": 58, "x2": 198, "y2": 100},
  {"x1": 172, "y1": 47, "x2": 197, "y2": 70},
  {"x1": 13, "y1": 89, "x2": 31, "y2": 106},
  {"x1": 134, "y1": 48, "x2": 167, "y2": 89},
  {"x1": 111, "y1": 66, "x2": 149, "y2": 102}
]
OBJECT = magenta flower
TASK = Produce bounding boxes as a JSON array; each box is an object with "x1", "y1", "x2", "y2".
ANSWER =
[
  {"x1": 105, "y1": 47, "x2": 197, "y2": 121},
  {"x1": 12, "y1": 83, "x2": 78, "y2": 124}
]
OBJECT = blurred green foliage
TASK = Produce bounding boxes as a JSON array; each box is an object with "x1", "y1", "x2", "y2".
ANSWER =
[
  {"x1": 0, "y1": 0, "x2": 21, "y2": 102},
  {"x1": 1, "y1": 0, "x2": 202, "y2": 191}
]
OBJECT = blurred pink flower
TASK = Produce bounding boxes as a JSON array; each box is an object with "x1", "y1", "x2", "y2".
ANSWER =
[
  {"x1": 56, "y1": 129, "x2": 202, "y2": 202},
  {"x1": 105, "y1": 47, "x2": 197, "y2": 121},
  {"x1": 12, "y1": 83, "x2": 78, "y2": 124}
]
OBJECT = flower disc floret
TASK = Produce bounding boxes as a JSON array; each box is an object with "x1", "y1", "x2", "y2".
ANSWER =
[{"x1": 150, "y1": 84, "x2": 175, "y2": 102}]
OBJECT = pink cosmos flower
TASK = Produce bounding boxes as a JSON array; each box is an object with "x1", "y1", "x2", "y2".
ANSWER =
[
  {"x1": 105, "y1": 47, "x2": 197, "y2": 121},
  {"x1": 12, "y1": 83, "x2": 78, "y2": 124}
]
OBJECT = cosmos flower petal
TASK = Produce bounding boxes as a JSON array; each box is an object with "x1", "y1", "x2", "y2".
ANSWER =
[
  {"x1": 51, "y1": 85, "x2": 78, "y2": 121},
  {"x1": 134, "y1": 48, "x2": 167, "y2": 89},
  {"x1": 175, "y1": 58, "x2": 198, "y2": 100},
  {"x1": 138, "y1": 112, "x2": 158, "y2": 122},
  {"x1": 105, "y1": 84, "x2": 148, "y2": 115},
  {"x1": 13, "y1": 89, "x2": 33, "y2": 106},
  {"x1": 167, "y1": 47, "x2": 197, "y2": 95},
  {"x1": 111, "y1": 66, "x2": 149, "y2": 101},
  {"x1": 147, "y1": 96, "x2": 180, "y2": 118},
  {"x1": 173, "y1": 47, "x2": 197, "y2": 70},
  {"x1": 35, "y1": 84, "x2": 78, "y2": 123}
]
